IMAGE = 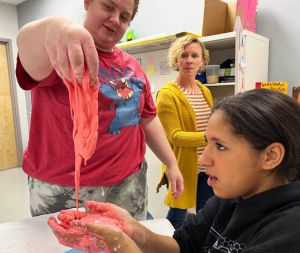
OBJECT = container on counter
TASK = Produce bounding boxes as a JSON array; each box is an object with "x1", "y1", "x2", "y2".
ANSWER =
[{"x1": 206, "y1": 65, "x2": 220, "y2": 84}]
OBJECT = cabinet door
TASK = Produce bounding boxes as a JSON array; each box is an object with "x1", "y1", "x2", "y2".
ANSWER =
[
  {"x1": 242, "y1": 32, "x2": 269, "y2": 91},
  {"x1": 235, "y1": 28, "x2": 269, "y2": 93},
  {"x1": 0, "y1": 42, "x2": 19, "y2": 170}
]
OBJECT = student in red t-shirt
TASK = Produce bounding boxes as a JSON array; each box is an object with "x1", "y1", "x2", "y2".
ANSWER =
[{"x1": 16, "y1": 0, "x2": 183, "y2": 220}]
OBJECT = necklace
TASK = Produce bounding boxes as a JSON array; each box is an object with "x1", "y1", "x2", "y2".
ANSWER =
[{"x1": 176, "y1": 81, "x2": 201, "y2": 94}]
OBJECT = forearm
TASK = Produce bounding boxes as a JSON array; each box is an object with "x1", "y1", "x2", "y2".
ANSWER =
[
  {"x1": 132, "y1": 222, "x2": 180, "y2": 253},
  {"x1": 83, "y1": 201, "x2": 181, "y2": 253},
  {"x1": 17, "y1": 16, "x2": 75, "y2": 80},
  {"x1": 171, "y1": 130, "x2": 207, "y2": 147},
  {"x1": 141, "y1": 117, "x2": 177, "y2": 167},
  {"x1": 115, "y1": 233, "x2": 143, "y2": 253}
]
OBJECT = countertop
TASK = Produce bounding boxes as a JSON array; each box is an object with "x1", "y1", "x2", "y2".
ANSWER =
[{"x1": 0, "y1": 212, "x2": 174, "y2": 253}]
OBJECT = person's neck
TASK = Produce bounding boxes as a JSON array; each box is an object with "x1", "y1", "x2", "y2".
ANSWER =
[
  {"x1": 96, "y1": 45, "x2": 114, "y2": 52},
  {"x1": 242, "y1": 175, "x2": 289, "y2": 199},
  {"x1": 176, "y1": 76, "x2": 199, "y2": 92}
]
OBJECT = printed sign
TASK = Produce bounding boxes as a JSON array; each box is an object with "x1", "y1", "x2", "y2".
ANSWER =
[
  {"x1": 159, "y1": 61, "x2": 171, "y2": 75},
  {"x1": 255, "y1": 81, "x2": 288, "y2": 94}
]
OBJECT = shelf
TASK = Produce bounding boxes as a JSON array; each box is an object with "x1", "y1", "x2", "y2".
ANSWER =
[
  {"x1": 118, "y1": 31, "x2": 238, "y2": 54},
  {"x1": 205, "y1": 82, "x2": 235, "y2": 87},
  {"x1": 200, "y1": 32, "x2": 236, "y2": 50},
  {"x1": 118, "y1": 32, "x2": 201, "y2": 54},
  {"x1": 118, "y1": 30, "x2": 269, "y2": 55}
]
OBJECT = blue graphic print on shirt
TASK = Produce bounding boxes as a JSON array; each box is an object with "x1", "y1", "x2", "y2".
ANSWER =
[{"x1": 99, "y1": 76, "x2": 144, "y2": 135}]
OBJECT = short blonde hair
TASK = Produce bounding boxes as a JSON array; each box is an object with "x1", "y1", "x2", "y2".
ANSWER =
[{"x1": 168, "y1": 35, "x2": 209, "y2": 71}]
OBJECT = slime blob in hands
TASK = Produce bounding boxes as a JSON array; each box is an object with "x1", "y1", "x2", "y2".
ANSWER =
[{"x1": 48, "y1": 208, "x2": 124, "y2": 253}]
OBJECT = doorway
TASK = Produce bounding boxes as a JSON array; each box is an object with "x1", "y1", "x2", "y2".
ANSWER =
[{"x1": 0, "y1": 40, "x2": 22, "y2": 170}]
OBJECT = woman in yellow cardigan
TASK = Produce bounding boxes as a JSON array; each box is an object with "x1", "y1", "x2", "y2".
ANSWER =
[{"x1": 156, "y1": 35, "x2": 214, "y2": 229}]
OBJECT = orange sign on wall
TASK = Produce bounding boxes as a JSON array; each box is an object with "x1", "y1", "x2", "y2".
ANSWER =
[{"x1": 256, "y1": 81, "x2": 288, "y2": 94}]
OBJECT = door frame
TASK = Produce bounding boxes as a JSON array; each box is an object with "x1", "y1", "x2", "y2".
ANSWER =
[{"x1": 0, "y1": 38, "x2": 22, "y2": 167}]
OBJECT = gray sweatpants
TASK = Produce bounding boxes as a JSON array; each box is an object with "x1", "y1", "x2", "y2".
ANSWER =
[{"x1": 28, "y1": 160, "x2": 148, "y2": 220}]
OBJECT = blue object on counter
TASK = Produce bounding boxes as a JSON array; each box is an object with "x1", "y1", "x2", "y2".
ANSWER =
[
  {"x1": 196, "y1": 72, "x2": 206, "y2": 84},
  {"x1": 65, "y1": 250, "x2": 84, "y2": 253},
  {"x1": 65, "y1": 249, "x2": 106, "y2": 253}
]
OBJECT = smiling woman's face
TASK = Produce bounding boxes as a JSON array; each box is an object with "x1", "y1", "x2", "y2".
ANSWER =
[{"x1": 199, "y1": 110, "x2": 281, "y2": 199}]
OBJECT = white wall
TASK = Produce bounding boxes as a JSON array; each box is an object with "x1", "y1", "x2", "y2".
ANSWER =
[
  {"x1": 0, "y1": 3, "x2": 28, "y2": 155},
  {"x1": 17, "y1": 0, "x2": 84, "y2": 25},
  {"x1": 129, "y1": 0, "x2": 205, "y2": 38},
  {"x1": 256, "y1": 0, "x2": 300, "y2": 94}
]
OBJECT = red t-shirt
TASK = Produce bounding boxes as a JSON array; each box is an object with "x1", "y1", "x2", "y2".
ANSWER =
[{"x1": 16, "y1": 47, "x2": 156, "y2": 186}]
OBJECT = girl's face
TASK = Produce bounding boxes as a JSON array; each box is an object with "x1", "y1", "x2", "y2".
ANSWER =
[
  {"x1": 84, "y1": 0, "x2": 134, "y2": 51},
  {"x1": 199, "y1": 110, "x2": 283, "y2": 199},
  {"x1": 177, "y1": 42, "x2": 204, "y2": 79}
]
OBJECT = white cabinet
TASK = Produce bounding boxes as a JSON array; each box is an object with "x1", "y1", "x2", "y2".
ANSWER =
[
  {"x1": 201, "y1": 30, "x2": 269, "y2": 102},
  {"x1": 118, "y1": 30, "x2": 269, "y2": 103}
]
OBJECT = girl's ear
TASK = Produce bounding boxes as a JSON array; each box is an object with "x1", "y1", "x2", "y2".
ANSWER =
[{"x1": 261, "y1": 142, "x2": 285, "y2": 171}]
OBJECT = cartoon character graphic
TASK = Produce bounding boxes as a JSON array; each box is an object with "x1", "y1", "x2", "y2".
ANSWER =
[{"x1": 99, "y1": 77, "x2": 144, "y2": 134}]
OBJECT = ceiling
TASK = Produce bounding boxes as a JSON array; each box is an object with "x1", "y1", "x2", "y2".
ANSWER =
[{"x1": 0, "y1": 0, "x2": 27, "y2": 5}]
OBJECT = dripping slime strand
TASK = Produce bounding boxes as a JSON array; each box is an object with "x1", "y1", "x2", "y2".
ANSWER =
[{"x1": 63, "y1": 68, "x2": 99, "y2": 216}]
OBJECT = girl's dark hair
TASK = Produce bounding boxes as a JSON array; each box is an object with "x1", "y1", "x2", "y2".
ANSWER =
[{"x1": 214, "y1": 88, "x2": 300, "y2": 181}]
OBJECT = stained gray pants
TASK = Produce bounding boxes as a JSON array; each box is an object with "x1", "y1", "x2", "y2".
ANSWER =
[{"x1": 28, "y1": 160, "x2": 148, "y2": 220}]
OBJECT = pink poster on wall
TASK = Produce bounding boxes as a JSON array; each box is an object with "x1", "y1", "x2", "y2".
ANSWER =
[{"x1": 236, "y1": 0, "x2": 259, "y2": 32}]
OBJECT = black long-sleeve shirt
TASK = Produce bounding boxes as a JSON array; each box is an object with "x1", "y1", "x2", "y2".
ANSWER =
[{"x1": 173, "y1": 181, "x2": 300, "y2": 252}]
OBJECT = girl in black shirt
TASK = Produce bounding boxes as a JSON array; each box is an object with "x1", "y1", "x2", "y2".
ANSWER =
[{"x1": 50, "y1": 88, "x2": 300, "y2": 253}]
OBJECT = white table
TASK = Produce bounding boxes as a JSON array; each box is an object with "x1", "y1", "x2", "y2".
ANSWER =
[{"x1": 0, "y1": 213, "x2": 174, "y2": 253}]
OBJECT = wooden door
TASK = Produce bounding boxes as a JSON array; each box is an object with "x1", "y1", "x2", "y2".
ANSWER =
[{"x1": 0, "y1": 42, "x2": 18, "y2": 170}]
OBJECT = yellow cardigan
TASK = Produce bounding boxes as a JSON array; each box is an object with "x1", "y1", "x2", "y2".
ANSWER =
[{"x1": 156, "y1": 81, "x2": 214, "y2": 209}]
